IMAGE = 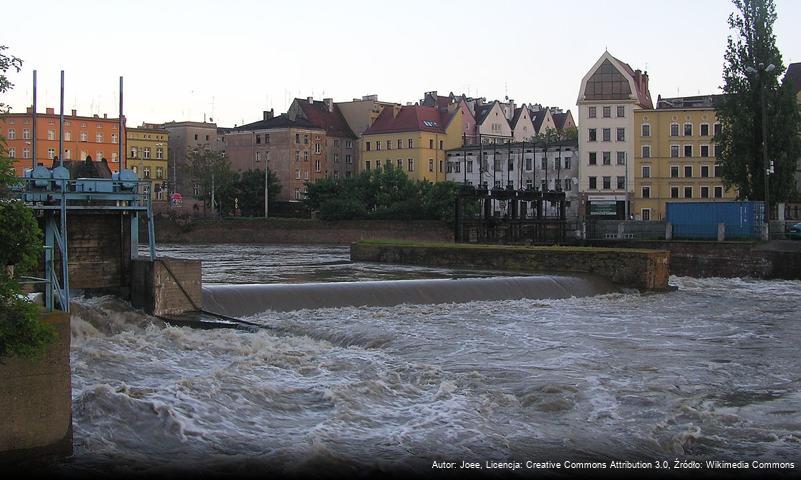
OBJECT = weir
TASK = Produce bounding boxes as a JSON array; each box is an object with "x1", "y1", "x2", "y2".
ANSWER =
[{"x1": 202, "y1": 275, "x2": 617, "y2": 317}]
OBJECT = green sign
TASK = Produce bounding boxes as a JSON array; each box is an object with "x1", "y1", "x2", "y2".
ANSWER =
[{"x1": 590, "y1": 201, "x2": 617, "y2": 216}]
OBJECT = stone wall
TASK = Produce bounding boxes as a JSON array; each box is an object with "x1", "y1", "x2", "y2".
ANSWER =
[
  {"x1": 589, "y1": 240, "x2": 801, "y2": 279},
  {"x1": 131, "y1": 258, "x2": 202, "y2": 316},
  {"x1": 154, "y1": 217, "x2": 454, "y2": 245},
  {"x1": 0, "y1": 312, "x2": 72, "y2": 462},
  {"x1": 351, "y1": 242, "x2": 670, "y2": 291}
]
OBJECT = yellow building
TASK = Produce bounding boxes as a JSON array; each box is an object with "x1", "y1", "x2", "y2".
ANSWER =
[
  {"x1": 126, "y1": 126, "x2": 169, "y2": 204},
  {"x1": 633, "y1": 95, "x2": 737, "y2": 220},
  {"x1": 360, "y1": 105, "x2": 465, "y2": 182}
]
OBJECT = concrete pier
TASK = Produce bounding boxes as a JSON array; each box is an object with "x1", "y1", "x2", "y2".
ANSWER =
[
  {"x1": 351, "y1": 241, "x2": 671, "y2": 291},
  {"x1": 131, "y1": 258, "x2": 202, "y2": 316}
]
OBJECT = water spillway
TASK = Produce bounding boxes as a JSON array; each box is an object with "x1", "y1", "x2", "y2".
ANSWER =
[{"x1": 202, "y1": 275, "x2": 617, "y2": 316}]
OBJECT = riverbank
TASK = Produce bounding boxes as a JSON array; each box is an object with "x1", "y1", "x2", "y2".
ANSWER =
[{"x1": 154, "y1": 217, "x2": 453, "y2": 245}]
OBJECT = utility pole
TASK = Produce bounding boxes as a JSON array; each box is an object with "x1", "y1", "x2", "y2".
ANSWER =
[
  {"x1": 211, "y1": 170, "x2": 215, "y2": 218},
  {"x1": 264, "y1": 164, "x2": 269, "y2": 218}
]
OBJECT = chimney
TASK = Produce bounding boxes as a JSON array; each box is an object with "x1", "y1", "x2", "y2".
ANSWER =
[
  {"x1": 643, "y1": 71, "x2": 650, "y2": 97},
  {"x1": 307, "y1": 96, "x2": 314, "y2": 104},
  {"x1": 103, "y1": 113, "x2": 108, "y2": 119},
  {"x1": 26, "y1": 106, "x2": 32, "y2": 114},
  {"x1": 71, "y1": 109, "x2": 77, "y2": 116},
  {"x1": 46, "y1": 107, "x2": 54, "y2": 115},
  {"x1": 323, "y1": 98, "x2": 333, "y2": 112},
  {"x1": 263, "y1": 109, "x2": 274, "y2": 120},
  {"x1": 93, "y1": 114, "x2": 99, "y2": 118}
]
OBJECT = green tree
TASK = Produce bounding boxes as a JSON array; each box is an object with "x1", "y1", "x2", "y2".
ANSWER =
[
  {"x1": 188, "y1": 147, "x2": 234, "y2": 215},
  {"x1": 232, "y1": 169, "x2": 281, "y2": 217},
  {"x1": 716, "y1": 0, "x2": 801, "y2": 204},
  {"x1": 1, "y1": 45, "x2": 54, "y2": 359}
]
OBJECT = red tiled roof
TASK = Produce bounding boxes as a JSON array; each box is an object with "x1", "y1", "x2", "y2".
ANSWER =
[
  {"x1": 363, "y1": 105, "x2": 447, "y2": 135},
  {"x1": 297, "y1": 99, "x2": 356, "y2": 139}
]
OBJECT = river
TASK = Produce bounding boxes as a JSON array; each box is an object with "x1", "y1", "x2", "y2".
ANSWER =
[{"x1": 60, "y1": 244, "x2": 801, "y2": 476}]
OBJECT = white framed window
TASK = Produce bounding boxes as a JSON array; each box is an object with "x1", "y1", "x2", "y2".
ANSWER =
[
  {"x1": 96, "y1": 133, "x2": 103, "y2": 143},
  {"x1": 111, "y1": 133, "x2": 117, "y2": 144},
  {"x1": 642, "y1": 186, "x2": 651, "y2": 199},
  {"x1": 641, "y1": 208, "x2": 651, "y2": 221},
  {"x1": 65, "y1": 131, "x2": 71, "y2": 141},
  {"x1": 8, "y1": 147, "x2": 15, "y2": 158},
  {"x1": 23, "y1": 148, "x2": 30, "y2": 159},
  {"x1": 80, "y1": 132, "x2": 88, "y2": 142},
  {"x1": 6, "y1": 129, "x2": 14, "y2": 140},
  {"x1": 23, "y1": 128, "x2": 31, "y2": 140},
  {"x1": 47, "y1": 130, "x2": 55, "y2": 140},
  {"x1": 112, "y1": 153, "x2": 118, "y2": 163},
  {"x1": 156, "y1": 147, "x2": 163, "y2": 159},
  {"x1": 642, "y1": 145, "x2": 651, "y2": 158},
  {"x1": 144, "y1": 147, "x2": 151, "y2": 159},
  {"x1": 47, "y1": 148, "x2": 55, "y2": 159},
  {"x1": 641, "y1": 124, "x2": 650, "y2": 137}
]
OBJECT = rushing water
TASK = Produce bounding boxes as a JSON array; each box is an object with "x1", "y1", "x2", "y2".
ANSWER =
[{"x1": 58, "y1": 245, "x2": 801, "y2": 476}]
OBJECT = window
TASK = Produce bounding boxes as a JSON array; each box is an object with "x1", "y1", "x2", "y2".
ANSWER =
[
  {"x1": 428, "y1": 139, "x2": 434, "y2": 149},
  {"x1": 670, "y1": 165, "x2": 679, "y2": 178},
  {"x1": 714, "y1": 186, "x2": 723, "y2": 198},
  {"x1": 295, "y1": 150, "x2": 300, "y2": 161},
  {"x1": 684, "y1": 186, "x2": 693, "y2": 198},
  {"x1": 617, "y1": 106, "x2": 625, "y2": 118},
  {"x1": 588, "y1": 129, "x2": 597, "y2": 142},
  {"x1": 143, "y1": 167, "x2": 151, "y2": 179},
  {"x1": 408, "y1": 139, "x2": 413, "y2": 148},
  {"x1": 80, "y1": 132, "x2": 87, "y2": 142},
  {"x1": 603, "y1": 106, "x2": 611, "y2": 118},
  {"x1": 616, "y1": 128, "x2": 625, "y2": 142},
  {"x1": 602, "y1": 176, "x2": 611, "y2": 189},
  {"x1": 439, "y1": 140, "x2": 444, "y2": 150},
  {"x1": 642, "y1": 145, "x2": 651, "y2": 158},
  {"x1": 407, "y1": 158, "x2": 414, "y2": 172},
  {"x1": 365, "y1": 161, "x2": 371, "y2": 171},
  {"x1": 144, "y1": 147, "x2": 151, "y2": 159},
  {"x1": 565, "y1": 158, "x2": 571, "y2": 170},
  {"x1": 345, "y1": 154, "x2": 352, "y2": 164},
  {"x1": 429, "y1": 159, "x2": 434, "y2": 172},
  {"x1": 714, "y1": 144, "x2": 721, "y2": 157},
  {"x1": 700, "y1": 145, "x2": 709, "y2": 157},
  {"x1": 376, "y1": 141, "x2": 381, "y2": 151},
  {"x1": 602, "y1": 128, "x2": 611, "y2": 142},
  {"x1": 541, "y1": 157, "x2": 547, "y2": 170},
  {"x1": 700, "y1": 124, "x2": 709, "y2": 136},
  {"x1": 194, "y1": 134, "x2": 198, "y2": 141},
  {"x1": 670, "y1": 145, "x2": 679, "y2": 158},
  {"x1": 47, "y1": 148, "x2": 55, "y2": 159},
  {"x1": 23, "y1": 148, "x2": 30, "y2": 159},
  {"x1": 256, "y1": 134, "x2": 261, "y2": 144},
  {"x1": 7, "y1": 148, "x2": 14, "y2": 158},
  {"x1": 540, "y1": 179, "x2": 547, "y2": 190},
  {"x1": 398, "y1": 139, "x2": 403, "y2": 149},
  {"x1": 365, "y1": 141, "x2": 371, "y2": 151},
  {"x1": 525, "y1": 158, "x2": 533, "y2": 170},
  {"x1": 641, "y1": 124, "x2": 650, "y2": 137},
  {"x1": 303, "y1": 151, "x2": 309, "y2": 161},
  {"x1": 112, "y1": 133, "x2": 117, "y2": 144},
  {"x1": 315, "y1": 143, "x2": 321, "y2": 154},
  {"x1": 684, "y1": 165, "x2": 692, "y2": 177},
  {"x1": 617, "y1": 152, "x2": 625, "y2": 165},
  {"x1": 642, "y1": 165, "x2": 651, "y2": 178},
  {"x1": 508, "y1": 161, "x2": 514, "y2": 172},
  {"x1": 96, "y1": 133, "x2": 103, "y2": 143},
  {"x1": 589, "y1": 177, "x2": 597, "y2": 189},
  {"x1": 467, "y1": 161, "x2": 473, "y2": 173},
  {"x1": 131, "y1": 147, "x2": 138, "y2": 158},
  {"x1": 6, "y1": 129, "x2": 14, "y2": 140},
  {"x1": 671, "y1": 186, "x2": 679, "y2": 198},
  {"x1": 156, "y1": 167, "x2": 163, "y2": 179},
  {"x1": 385, "y1": 140, "x2": 391, "y2": 150},
  {"x1": 315, "y1": 160, "x2": 321, "y2": 172},
  {"x1": 193, "y1": 184, "x2": 200, "y2": 196},
  {"x1": 589, "y1": 152, "x2": 597, "y2": 165},
  {"x1": 617, "y1": 176, "x2": 626, "y2": 189},
  {"x1": 701, "y1": 165, "x2": 710, "y2": 178},
  {"x1": 701, "y1": 186, "x2": 710, "y2": 198},
  {"x1": 48, "y1": 130, "x2": 55, "y2": 140},
  {"x1": 714, "y1": 164, "x2": 721, "y2": 177},
  {"x1": 64, "y1": 149, "x2": 70, "y2": 160},
  {"x1": 296, "y1": 133, "x2": 300, "y2": 143},
  {"x1": 684, "y1": 145, "x2": 692, "y2": 157},
  {"x1": 397, "y1": 159, "x2": 403, "y2": 169},
  {"x1": 602, "y1": 152, "x2": 611, "y2": 165},
  {"x1": 23, "y1": 128, "x2": 30, "y2": 140},
  {"x1": 156, "y1": 147, "x2": 163, "y2": 159},
  {"x1": 684, "y1": 123, "x2": 693, "y2": 136},
  {"x1": 670, "y1": 123, "x2": 679, "y2": 136},
  {"x1": 454, "y1": 161, "x2": 460, "y2": 173},
  {"x1": 588, "y1": 107, "x2": 597, "y2": 118},
  {"x1": 564, "y1": 179, "x2": 572, "y2": 191},
  {"x1": 641, "y1": 209, "x2": 651, "y2": 221},
  {"x1": 642, "y1": 186, "x2": 651, "y2": 199},
  {"x1": 265, "y1": 134, "x2": 270, "y2": 144},
  {"x1": 714, "y1": 123, "x2": 721, "y2": 136},
  {"x1": 206, "y1": 135, "x2": 210, "y2": 141},
  {"x1": 65, "y1": 131, "x2": 71, "y2": 141}
]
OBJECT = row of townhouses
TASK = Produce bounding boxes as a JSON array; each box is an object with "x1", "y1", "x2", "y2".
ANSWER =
[{"x1": 2, "y1": 51, "x2": 799, "y2": 220}]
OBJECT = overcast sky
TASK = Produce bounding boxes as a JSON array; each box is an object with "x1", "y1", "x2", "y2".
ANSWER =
[{"x1": 2, "y1": 0, "x2": 800, "y2": 127}]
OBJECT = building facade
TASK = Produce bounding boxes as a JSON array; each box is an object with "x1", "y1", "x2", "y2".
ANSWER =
[
  {"x1": 126, "y1": 126, "x2": 169, "y2": 205},
  {"x1": 225, "y1": 113, "x2": 327, "y2": 202},
  {"x1": 0, "y1": 107, "x2": 124, "y2": 176},
  {"x1": 633, "y1": 95, "x2": 738, "y2": 221},
  {"x1": 577, "y1": 51, "x2": 653, "y2": 220},
  {"x1": 287, "y1": 97, "x2": 358, "y2": 179},
  {"x1": 445, "y1": 139, "x2": 580, "y2": 220}
]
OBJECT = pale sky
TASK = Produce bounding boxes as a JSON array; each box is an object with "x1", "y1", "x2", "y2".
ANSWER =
[{"x1": 2, "y1": 0, "x2": 800, "y2": 127}]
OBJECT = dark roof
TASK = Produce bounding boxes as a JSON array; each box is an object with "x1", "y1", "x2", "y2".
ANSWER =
[
  {"x1": 552, "y1": 112, "x2": 572, "y2": 130},
  {"x1": 296, "y1": 99, "x2": 356, "y2": 139},
  {"x1": 474, "y1": 102, "x2": 498, "y2": 125},
  {"x1": 363, "y1": 105, "x2": 446, "y2": 135},
  {"x1": 234, "y1": 114, "x2": 322, "y2": 132},
  {"x1": 52, "y1": 158, "x2": 113, "y2": 178},
  {"x1": 531, "y1": 109, "x2": 548, "y2": 131},
  {"x1": 785, "y1": 63, "x2": 801, "y2": 95},
  {"x1": 656, "y1": 94, "x2": 724, "y2": 110},
  {"x1": 608, "y1": 53, "x2": 654, "y2": 109}
]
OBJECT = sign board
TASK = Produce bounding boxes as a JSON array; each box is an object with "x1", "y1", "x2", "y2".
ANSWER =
[
  {"x1": 590, "y1": 201, "x2": 617, "y2": 216},
  {"x1": 170, "y1": 193, "x2": 183, "y2": 207}
]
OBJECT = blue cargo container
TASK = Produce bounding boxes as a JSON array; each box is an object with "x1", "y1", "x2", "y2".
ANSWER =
[{"x1": 665, "y1": 201, "x2": 763, "y2": 239}]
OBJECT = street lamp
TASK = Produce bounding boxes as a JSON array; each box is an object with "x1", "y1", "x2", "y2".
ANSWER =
[{"x1": 745, "y1": 62, "x2": 776, "y2": 231}]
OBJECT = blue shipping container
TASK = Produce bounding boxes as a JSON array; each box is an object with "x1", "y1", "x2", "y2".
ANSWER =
[{"x1": 665, "y1": 201, "x2": 763, "y2": 239}]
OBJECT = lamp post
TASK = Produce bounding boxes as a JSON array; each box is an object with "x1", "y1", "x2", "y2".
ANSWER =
[{"x1": 745, "y1": 62, "x2": 776, "y2": 230}]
